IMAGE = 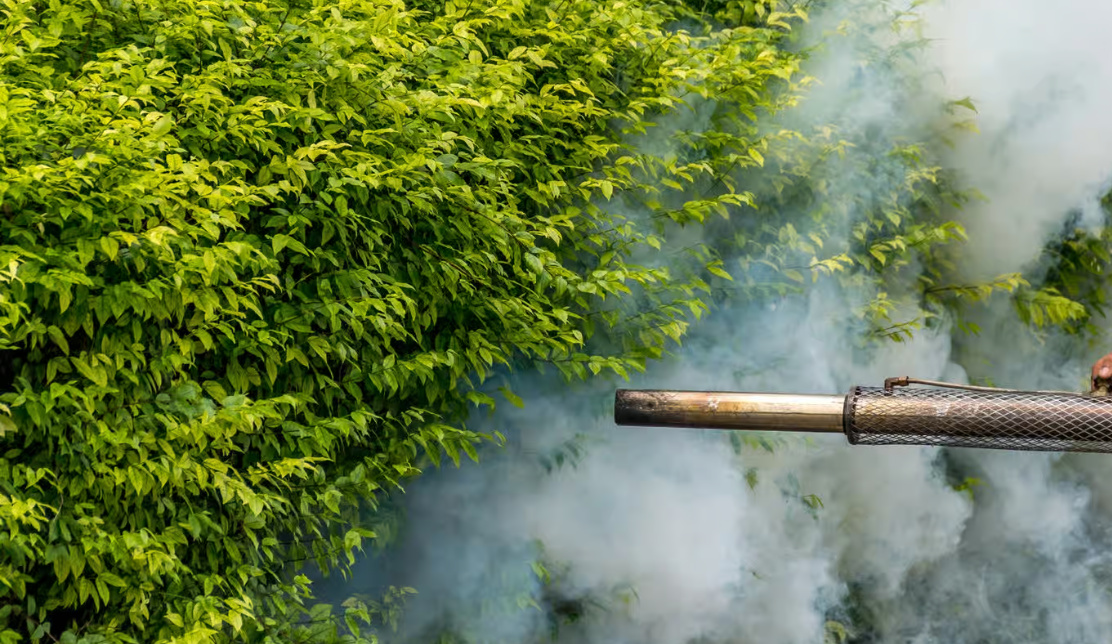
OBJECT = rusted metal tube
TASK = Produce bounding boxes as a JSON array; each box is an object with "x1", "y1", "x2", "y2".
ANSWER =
[
  {"x1": 614, "y1": 389, "x2": 846, "y2": 433},
  {"x1": 614, "y1": 383, "x2": 1112, "y2": 454}
]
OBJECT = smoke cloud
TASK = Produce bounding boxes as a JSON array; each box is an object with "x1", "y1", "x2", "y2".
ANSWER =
[
  {"x1": 924, "y1": 0, "x2": 1112, "y2": 280},
  {"x1": 323, "y1": 1, "x2": 1112, "y2": 642}
]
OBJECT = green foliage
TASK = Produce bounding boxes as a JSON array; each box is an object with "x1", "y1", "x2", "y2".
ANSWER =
[
  {"x1": 1015, "y1": 205, "x2": 1112, "y2": 334},
  {"x1": 697, "y1": 0, "x2": 794, "y2": 28},
  {"x1": 0, "y1": 0, "x2": 812, "y2": 640},
  {"x1": 951, "y1": 476, "x2": 984, "y2": 502},
  {"x1": 823, "y1": 619, "x2": 852, "y2": 644},
  {"x1": 689, "y1": 0, "x2": 1093, "y2": 353},
  {"x1": 536, "y1": 433, "x2": 598, "y2": 474}
]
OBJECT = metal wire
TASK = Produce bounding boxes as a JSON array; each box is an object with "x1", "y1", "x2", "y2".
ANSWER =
[
  {"x1": 883, "y1": 376, "x2": 1084, "y2": 398},
  {"x1": 847, "y1": 386, "x2": 1112, "y2": 453}
]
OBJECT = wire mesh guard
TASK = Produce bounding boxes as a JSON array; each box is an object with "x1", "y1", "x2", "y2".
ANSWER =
[{"x1": 846, "y1": 386, "x2": 1112, "y2": 453}]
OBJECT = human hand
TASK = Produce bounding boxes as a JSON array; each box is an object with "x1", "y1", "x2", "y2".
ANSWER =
[{"x1": 1091, "y1": 352, "x2": 1112, "y2": 395}]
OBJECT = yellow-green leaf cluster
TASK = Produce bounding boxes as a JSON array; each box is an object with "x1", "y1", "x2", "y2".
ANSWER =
[{"x1": 0, "y1": 0, "x2": 808, "y2": 641}]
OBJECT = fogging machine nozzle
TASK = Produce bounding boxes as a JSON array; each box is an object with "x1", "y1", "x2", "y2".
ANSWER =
[{"x1": 614, "y1": 379, "x2": 1112, "y2": 454}]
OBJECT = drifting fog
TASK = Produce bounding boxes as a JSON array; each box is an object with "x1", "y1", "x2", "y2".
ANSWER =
[
  {"x1": 323, "y1": 0, "x2": 1112, "y2": 642},
  {"x1": 924, "y1": 0, "x2": 1112, "y2": 280}
]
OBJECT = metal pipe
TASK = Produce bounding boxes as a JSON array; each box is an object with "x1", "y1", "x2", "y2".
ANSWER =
[
  {"x1": 614, "y1": 389, "x2": 846, "y2": 433},
  {"x1": 614, "y1": 380, "x2": 1112, "y2": 454}
]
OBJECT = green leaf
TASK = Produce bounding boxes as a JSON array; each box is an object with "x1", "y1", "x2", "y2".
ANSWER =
[
  {"x1": 498, "y1": 386, "x2": 524, "y2": 408},
  {"x1": 46, "y1": 326, "x2": 69, "y2": 355},
  {"x1": 151, "y1": 114, "x2": 173, "y2": 137},
  {"x1": 707, "y1": 264, "x2": 733, "y2": 280},
  {"x1": 100, "y1": 236, "x2": 119, "y2": 261},
  {"x1": 949, "y1": 96, "x2": 977, "y2": 113},
  {"x1": 0, "y1": 415, "x2": 16, "y2": 438}
]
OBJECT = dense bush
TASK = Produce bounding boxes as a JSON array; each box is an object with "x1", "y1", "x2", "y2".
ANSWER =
[{"x1": 0, "y1": 0, "x2": 811, "y2": 641}]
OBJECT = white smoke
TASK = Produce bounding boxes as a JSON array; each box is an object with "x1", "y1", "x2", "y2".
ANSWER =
[
  {"x1": 924, "y1": 0, "x2": 1112, "y2": 279},
  {"x1": 327, "y1": 1, "x2": 1112, "y2": 642}
]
